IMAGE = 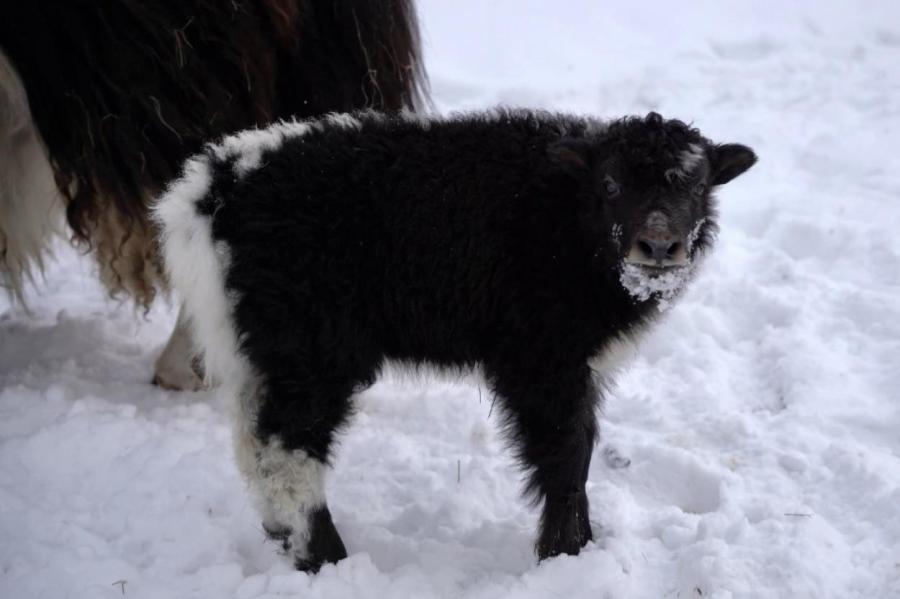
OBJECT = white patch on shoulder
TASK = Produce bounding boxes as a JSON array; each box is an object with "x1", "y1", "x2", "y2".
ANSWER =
[
  {"x1": 0, "y1": 49, "x2": 64, "y2": 304},
  {"x1": 589, "y1": 325, "x2": 649, "y2": 385},
  {"x1": 665, "y1": 142, "x2": 705, "y2": 183}
]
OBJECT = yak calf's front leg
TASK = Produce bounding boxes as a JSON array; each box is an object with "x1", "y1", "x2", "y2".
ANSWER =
[
  {"x1": 493, "y1": 365, "x2": 599, "y2": 560},
  {"x1": 233, "y1": 377, "x2": 350, "y2": 572}
]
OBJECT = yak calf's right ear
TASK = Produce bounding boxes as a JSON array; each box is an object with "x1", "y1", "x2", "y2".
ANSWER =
[
  {"x1": 711, "y1": 143, "x2": 757, "y2": 186},
  {"x1": 548, "y1": 138, "x2": 592, "y2": 175}
]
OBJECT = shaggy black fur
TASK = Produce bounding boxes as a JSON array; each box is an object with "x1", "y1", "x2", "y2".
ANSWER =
[
  {"x1": 192, "y1": 109, "x2": 755, "y2": 569},
  {"x1": 1, "y1": 0, "x2": 425, "y2": 303}
]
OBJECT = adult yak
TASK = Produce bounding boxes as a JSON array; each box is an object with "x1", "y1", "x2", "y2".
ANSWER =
[{"x1": 0, "y1": 0, "x2": 427, "y2": 390}]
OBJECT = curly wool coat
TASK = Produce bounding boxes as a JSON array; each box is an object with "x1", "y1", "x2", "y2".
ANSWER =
[{"x1": 154, "y1": 109, "x2": 756, "y2": 571}]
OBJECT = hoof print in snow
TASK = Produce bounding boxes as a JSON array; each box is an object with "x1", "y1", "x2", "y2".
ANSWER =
[{"x1": 603, "y1": 446, "x2": 632, "y2": 469}]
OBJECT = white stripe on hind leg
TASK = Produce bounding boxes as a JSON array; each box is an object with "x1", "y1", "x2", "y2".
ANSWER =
[
  {"x1": 152, "y1": 149, "x2": 332, "y2": 567},
  {"x1": 233, "y1": 376, "x2": 326, "y2": 561}
]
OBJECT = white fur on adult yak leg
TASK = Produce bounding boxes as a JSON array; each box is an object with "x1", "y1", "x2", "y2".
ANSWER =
[
  {"x1": 152, "y1": 304, "x2": 206, "y2": 391},
  {"x1": 0, "y1": 49, "x2": 63, "y2": 304}
]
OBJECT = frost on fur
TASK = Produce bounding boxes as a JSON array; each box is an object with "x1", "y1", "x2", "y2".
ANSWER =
[{"x1": 619, "y1": 262, "x2": 696, "y2": 311}]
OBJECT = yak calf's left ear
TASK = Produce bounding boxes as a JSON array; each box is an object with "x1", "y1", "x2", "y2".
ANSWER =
[
  {"x1": 548, "y1": 138, "x2": 592, "y2": 175},
  {"x1": 711, "y1": 143, "x2": 757, "y2": 185}
]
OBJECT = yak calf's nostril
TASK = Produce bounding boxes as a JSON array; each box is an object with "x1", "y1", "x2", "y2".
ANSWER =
[
  {"x1": 632, "y1": 236, "x2": 685, "y2": 264},
  {"x1": 666, "y1": 242, "x2": 681, "y2": 258},
  {"x1": 637, "y1": 240, "x2": 655, "y2": 259}
]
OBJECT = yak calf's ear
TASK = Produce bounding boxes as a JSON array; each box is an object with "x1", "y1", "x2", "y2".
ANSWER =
[
  {"x1": 548, "y1": 138, "x2": 592, "y2": 175},
  {"x1": 711, "y1": 143, "x2": 757, "y2": 186}
]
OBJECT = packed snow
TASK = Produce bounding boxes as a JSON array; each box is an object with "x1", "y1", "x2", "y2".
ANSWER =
[{"x1": 2, "y1": 1, "x2": 900, "y2": 597}]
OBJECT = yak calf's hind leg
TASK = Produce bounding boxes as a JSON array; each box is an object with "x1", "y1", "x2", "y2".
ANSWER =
[
  {"x1": 252, "y1": 440, "x2": 347, "y2": 572},
  {"x1": 152, "y1": 304, "x2": 205, "y2": 391},
  {"x1": 492, "y1": 364, "x2": 599, "y2": 560},
  {"x1": 234, "y1": 377, "x2": 350, "y2": 572}
]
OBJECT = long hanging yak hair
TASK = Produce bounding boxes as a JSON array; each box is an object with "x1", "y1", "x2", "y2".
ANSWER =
[{"x1": 0, "y1": 0, "x2": 426, "y2": 303}]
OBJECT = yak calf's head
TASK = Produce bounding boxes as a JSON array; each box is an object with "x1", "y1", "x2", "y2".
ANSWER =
[{"x1": 549, "y1": 112, "x2": 756, "y2": 301}]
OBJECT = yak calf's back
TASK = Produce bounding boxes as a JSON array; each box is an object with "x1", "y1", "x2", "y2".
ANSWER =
[
  {"x1": 205, "y1": 112, "x2": 611, "y2": 368},
  {"x1": 154, "y1": 109, "x2": 756, "y2": 572}
]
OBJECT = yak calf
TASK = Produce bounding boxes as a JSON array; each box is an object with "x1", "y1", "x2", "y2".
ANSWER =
[{"x1": 154, "y1": 109, "x2": 756, "y2": 571}]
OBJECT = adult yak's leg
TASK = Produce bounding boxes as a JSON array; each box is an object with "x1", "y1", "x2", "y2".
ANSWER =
[
  {"x1": 233, "y1": 364, "x2": 358, "y2": 572},
  {"x1": 490, "y1": 361, "x2": 599, "y2": 560},
  {"x1": 152, "y1": 303, "x2": 205, "y2": 391},
  {"x1": 0, "y1": 48, "x2": 64, "y2": 304}
]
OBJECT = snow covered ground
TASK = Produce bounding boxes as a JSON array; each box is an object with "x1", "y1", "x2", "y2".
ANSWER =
[{"x1": 2, "y1": 1, "x2": 900, "y2": 597}]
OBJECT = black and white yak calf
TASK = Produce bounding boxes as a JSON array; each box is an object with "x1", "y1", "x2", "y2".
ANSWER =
[{"x1": 154, "y1": 109, "x2": 756, "y2": 571}]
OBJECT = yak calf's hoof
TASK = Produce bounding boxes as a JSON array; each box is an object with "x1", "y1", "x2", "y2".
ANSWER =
[
  {"x1": 264, "y1": 507, "x2": 348, "y2": 573},
  {"x1": 294, "y1": 507, "x2": 348, "y2": 572},
  {"x1": 536, "y1": 491, "x2": 592, "y2": 560}
]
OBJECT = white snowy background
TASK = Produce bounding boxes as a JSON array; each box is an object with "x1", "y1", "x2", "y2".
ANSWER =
[{"x1": 2, "y1": 1, "x2": 899, "y2": 597}]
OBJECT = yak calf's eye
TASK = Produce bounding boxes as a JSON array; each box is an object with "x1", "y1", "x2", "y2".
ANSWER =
[
  {"x1": 604, "y1": 175, "x2": 620, "y2": 197},
  {"x1": 693, "y1": 182, "x2": 708, "y2": 196}
]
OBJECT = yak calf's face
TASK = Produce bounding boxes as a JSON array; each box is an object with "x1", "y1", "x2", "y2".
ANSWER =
[{"x1": 549, "y1": 114, "x2": 756, "y2": 295}]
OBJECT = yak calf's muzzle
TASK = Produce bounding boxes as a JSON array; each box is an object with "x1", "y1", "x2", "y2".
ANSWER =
[{"x1": 624, "y1": 211, "x2": 689, "y2": 269}]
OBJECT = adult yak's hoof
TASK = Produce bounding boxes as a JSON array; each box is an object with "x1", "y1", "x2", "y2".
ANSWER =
[{"x1": 152, "y1": 354, "x2": 205, "y2": 391}]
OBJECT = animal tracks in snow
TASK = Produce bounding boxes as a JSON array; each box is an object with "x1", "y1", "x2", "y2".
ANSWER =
[
  {"x1": 3, "y1": 0, "x2": 900, "y2": 597},
  {"x1": 626, "y1": 447, "x2": 724, "y2": 515}
]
